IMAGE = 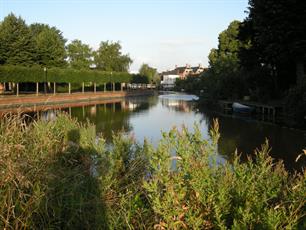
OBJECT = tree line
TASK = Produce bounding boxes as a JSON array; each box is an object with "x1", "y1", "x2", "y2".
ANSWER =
[
  {"x1": 205, "y1": 0, "x2": 306, "y2": 101},
  {"x1": 176, "y1": 0, "x2": 306, "y2": 124},
  {"x1": 0, "y1": 13, "x2": 161, "y2": 86},
  {"x1": 0, "y1": 13, "x2": 132, "y2": 72}
]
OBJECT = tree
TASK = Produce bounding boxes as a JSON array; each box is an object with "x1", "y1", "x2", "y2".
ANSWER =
[
  {"x1": 239, "y1": 0, "x2": 306, "y2": 89},
  {"x1": 0, "y1": 13, "x2": 35, "y2": 65},
  {"x1": 206, "y1": 20, "x2": 248, "y2": 99},
  {"x1": 208, "y1": 20, "x2": 243, "y2": 72},
  {"x1": 139, "y1": 63, "x2": 158, "y2": 83},
  {"x1": 30, "y1": 23, "x2": 67, "y2": 67},
  {"x1": 67, "y1": 39, "x2": 93, "y2": 69},
  {"x1": 94, "y1": 41, "x2": 132, "y2": 72}
]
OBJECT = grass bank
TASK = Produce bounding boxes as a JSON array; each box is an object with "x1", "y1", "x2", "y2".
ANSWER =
[{"x1": 0, "y1": 114, "x2": 305, "y2": 229}]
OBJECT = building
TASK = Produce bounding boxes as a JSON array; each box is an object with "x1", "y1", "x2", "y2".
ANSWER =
[
  {"x1": 160, "y1": 64, "x2": 207, "y2": 88},
  {"x1": 160, "y1": 71, "x2": 180, "y2": 89},
  {"x1": 191, "y1": 64, "x2": 207, "y2": 76}
]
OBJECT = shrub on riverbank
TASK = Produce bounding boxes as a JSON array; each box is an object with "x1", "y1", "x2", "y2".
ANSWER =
[
  {"x1": 285, "y1": 84, "x2": 306, "y2": 127},
  {"x1": 0, "y1": 114, "x2": 305, "y2": 229}
]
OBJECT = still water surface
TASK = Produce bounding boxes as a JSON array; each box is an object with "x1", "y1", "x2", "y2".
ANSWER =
[{"x1": 32, "y1": 93, "x2": 306, "y2": 170}]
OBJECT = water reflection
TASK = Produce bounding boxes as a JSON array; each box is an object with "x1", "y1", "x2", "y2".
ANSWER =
[
  {"x1": 1, "y1": 93, "x2": 305, "y2": 170},
  {"x1": 159, "y1": 93, "x2": 199, "y2": 101},
  {"x1": 200, "y1": 110, "x2": 306, "y2": 170},
  {"x1": 57, "y1": 97, "x2": 159, "y2": 140}
]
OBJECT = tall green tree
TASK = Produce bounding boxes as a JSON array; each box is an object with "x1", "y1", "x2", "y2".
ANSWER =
[
  {"x1": 94, "y1": 41, "x2": 132, "y2": 72},
  {"x1": 208, "y1": 20, "x2": 243, "y2": 72},
  {"x1": 67, "y1": 39, "x2": 93, "y2": 69},
  {"x1": 139, "y1": 63, "x2": 158, "y2": 83},
  {"x1": 30, "y1": 23, "x2": 67, "y2": 67},
  {"x1": 206, "y1": 20, "x2": 248, "y2": 99},
  {"x1": 0, "y1": 13, "x2": 35, "y2": 65},
  {"x1": 239, "y1": 0, "x2": 306, "y2": 89}
]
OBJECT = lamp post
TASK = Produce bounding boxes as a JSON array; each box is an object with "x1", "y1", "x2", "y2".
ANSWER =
[{"x1": 44, "y1": 67, "x2": 47, "y2": 94}]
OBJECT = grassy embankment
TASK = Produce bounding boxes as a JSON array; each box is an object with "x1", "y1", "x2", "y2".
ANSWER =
[{"x1": 0, "y1": 114, "x2": 305, "y2": 229}]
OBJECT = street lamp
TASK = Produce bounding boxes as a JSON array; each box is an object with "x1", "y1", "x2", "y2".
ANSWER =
[{"x1": 44, "y1": 67, "x2": 47, "y2": 94}]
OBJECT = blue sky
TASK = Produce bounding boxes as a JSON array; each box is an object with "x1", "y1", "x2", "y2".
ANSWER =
[{"x1": 0, "y1": 0, "x2": 249, "y2": 72}]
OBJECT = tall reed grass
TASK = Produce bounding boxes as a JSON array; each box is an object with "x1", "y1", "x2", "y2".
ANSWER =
[{"x1": 0, "y1": 114, "x2": 305, "y2": 229}]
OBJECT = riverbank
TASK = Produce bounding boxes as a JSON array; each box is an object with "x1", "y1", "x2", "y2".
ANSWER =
[
  {"x1": 0, "y1": 90, "x2": 155, "y2": 111},
  {"x1": 0, "y1": 114, "x2": 305, "y2": 229},
  {"x1": 198, "y1": 97, "x2": 306, "y2": 131}
]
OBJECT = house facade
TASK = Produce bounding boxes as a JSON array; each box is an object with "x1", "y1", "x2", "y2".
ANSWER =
[
  {"x1": 160, "y1": 72, "x2": 180, "y2": 89},
  {"x1": 160, "y1": 64, "x2": 207, "y2": 88}
]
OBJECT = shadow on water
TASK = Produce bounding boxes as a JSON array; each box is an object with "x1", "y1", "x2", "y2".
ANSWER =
[
  {"x1": 200, "y1": 109, "x2": 306, "y2": 171},
  {"x1": 39, "y1": 129, "x2": 109, "y2": 229}
]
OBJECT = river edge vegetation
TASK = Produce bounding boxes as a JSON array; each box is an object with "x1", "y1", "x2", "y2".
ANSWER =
[
  {"x1": 175, "y1": 1, "x2": 306, "y2": 127},
  {"x1": 0, "y1": 114, "x2": 305, "y2": 229}
]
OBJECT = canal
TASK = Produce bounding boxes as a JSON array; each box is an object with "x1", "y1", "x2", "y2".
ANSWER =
[{"x1": 7, "y1": 92, "x2": 306, "y2": 170}]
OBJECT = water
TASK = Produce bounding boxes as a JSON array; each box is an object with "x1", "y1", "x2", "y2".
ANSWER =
[{"x1": 5, "y1": 92, "x2": 306, "y2": 170}]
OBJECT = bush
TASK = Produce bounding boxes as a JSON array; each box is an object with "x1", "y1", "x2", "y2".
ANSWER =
[
  {"x1": 285, "y1": 84, "x2": 306, "y2": 126},
  {"x1": 143, "y1": 121, "x2": 305, "y2": 229},
  {"x1": 176, "y1": 69, "x2": 248, "y2": 100},
  {"x1": 0, "y1": 115, "x2": 305, "y2": 229},
  {"x1": 0, "y1": 114, "x2": 105, "y2": 229},
  {"x1": 175, "y1": 77, "x2": 203, "y2": 93}
]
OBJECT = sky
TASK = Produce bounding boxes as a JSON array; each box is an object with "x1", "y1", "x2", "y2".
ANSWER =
[{"x1": 0, "y1": 0, "x2": 249, "y2": 73}]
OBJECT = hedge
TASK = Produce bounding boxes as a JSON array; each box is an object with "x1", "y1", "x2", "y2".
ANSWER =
[
  {"x1": 0, "y1": 65, "x2": 44, "y2": 83},
  {"x1": 0, "y1": 65, "x2": 148, "y2": 84}
]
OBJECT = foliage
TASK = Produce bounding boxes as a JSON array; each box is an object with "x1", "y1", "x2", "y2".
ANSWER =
[
  {"x1": 284, "y1": 84, "x2": 306, "y2": 126},
  {"x1": 130, "y1": 74, "x2": 149, "y2": 84},
  {"x1": 174, "y1": 21, "x2": 248, "y2": 100},
  {"x1": 139, "y1": 63, "x2": 158, "y2": 83},
  {"x1": 208, "y1": 20, "x2": 243, "y2": 70},
  {"x1": 30, "y1": 23, "x2": 67, "y2": 67},
  {"x1": 197, "y1": 20, "x2": 249, "y2": 100},
  {"x1": 0, "y1": 14, "x2": 135, "y2": 74},
  {"x1": 0, "y1": 13, "x2": 36, "y2": 66},
  {"x1": 202, "y1": 2, "x2": 306, "y2": 103},
  {"x1": 239, "y1": 0, "x2": 306, "y2": 90},
  {"x1": 0, "y1": 65, "x2": 136, "y2": 83},
  {"x1": 175, "y1": 22, "x2": 248, "y2": 99},
  {"x1": 242, "y1": 66, "x2": 276, "y2": 102},
  {"x1": 67, "y1": 39, "x2": 93, "y2": 69},
  {"x1": 94, "y1": 41, "x2": 132, "y2": 72},
  {"x1": 143, "y1": 121, "x2": 305, "y2": 229},
  {"x1": 0, "y1": 65, "x2": 153, "y2": 84},
  {"x1": 175, "y1": 77, "x2": 205, "y2": 94},
  {"x1": 0, "y1": 65, "x2": 45, "y2": 83},
  {"x1": 98, "y1": 135, "x2": 153, "y2": 228},
  {"x1": 0, "y1": 14, "x2": 67, "y2": 67},
  {"x1": 0, "y1": 115, "x2": 305, "y2": 229},
  {"x1": 0, "y1": 114, "x2": 105, "y2": 229}
]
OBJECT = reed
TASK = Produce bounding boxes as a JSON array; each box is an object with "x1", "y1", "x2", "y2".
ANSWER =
[{"x1": 0, "y1": 115, "x2": 305, "y2": 229}]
